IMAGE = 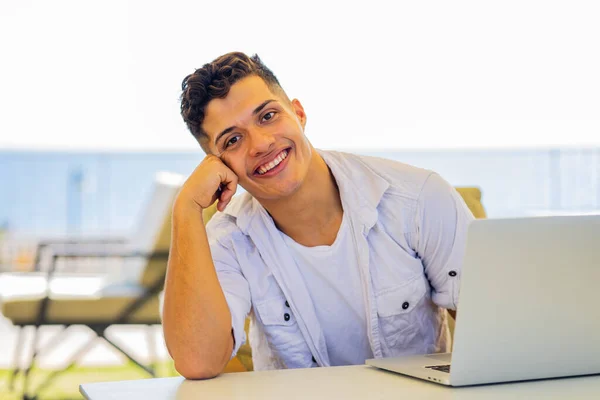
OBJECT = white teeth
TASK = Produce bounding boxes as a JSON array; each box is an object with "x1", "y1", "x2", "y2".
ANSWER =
[{"x1": 257, "y1": 150, "x2": 288, "y2": 175}]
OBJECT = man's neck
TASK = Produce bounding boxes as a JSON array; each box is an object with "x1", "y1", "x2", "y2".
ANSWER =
[{"x1": 260, "y1": 150, "x2": 343, "y2": 247}]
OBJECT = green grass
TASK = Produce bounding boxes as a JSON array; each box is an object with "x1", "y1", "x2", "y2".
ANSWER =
[{"x1": 0, "y1": 361, "x2": 179, "y2": 400}]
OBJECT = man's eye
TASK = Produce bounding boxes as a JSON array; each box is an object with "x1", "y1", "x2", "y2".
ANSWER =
[
  {"x1": 225, "y1": 136, "x2": 240, "y2": 148},
  {"x1": 262, "y1": 111, "x2": 276, "y2": 122}
]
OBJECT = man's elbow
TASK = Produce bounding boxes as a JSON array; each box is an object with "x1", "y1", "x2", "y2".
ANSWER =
[
  {"x1": 174, "y1": 358, "x2": 225, "y2": 380},
  {"x1": 166, "y1": 327, "x2": 234, "y2": 380}
]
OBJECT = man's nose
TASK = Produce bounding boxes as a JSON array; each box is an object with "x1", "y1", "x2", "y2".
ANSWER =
[{"x1": 248, "y1": 128, "x2": 275, "y2": 157}]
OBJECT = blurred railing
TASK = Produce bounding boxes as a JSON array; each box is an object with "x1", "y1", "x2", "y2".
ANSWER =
[{"x1": 0, "y1": 237, "x2": 142, "y2": 285}]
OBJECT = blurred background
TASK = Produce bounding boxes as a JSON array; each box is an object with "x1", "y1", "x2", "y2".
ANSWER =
[{"x1": 0, "y1": 0, "x2": 599, "y2": 397}]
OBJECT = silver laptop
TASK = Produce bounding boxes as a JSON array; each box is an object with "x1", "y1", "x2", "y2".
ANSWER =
[{"x1": 366, "y1": 215, "x2": 600, "y2": 386}]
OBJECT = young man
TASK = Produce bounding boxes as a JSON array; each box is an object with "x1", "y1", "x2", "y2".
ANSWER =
[{"x1": 162, "y1": 52, "x2": 474, "y2": 379}]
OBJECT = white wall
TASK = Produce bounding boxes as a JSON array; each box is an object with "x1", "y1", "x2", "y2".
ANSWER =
[{"x1": 1, "y1": 0, "x2": 599, "y2": 151}]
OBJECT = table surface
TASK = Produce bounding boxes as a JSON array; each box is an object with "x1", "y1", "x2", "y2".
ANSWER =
[{"x1": 80, "y1": 365, "x2": 600, "y2": 400}]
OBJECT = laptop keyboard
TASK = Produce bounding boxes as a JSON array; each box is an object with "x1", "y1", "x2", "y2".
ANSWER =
[{"x1": 425, "y1": 365, "x2": 451, "y2": 373}]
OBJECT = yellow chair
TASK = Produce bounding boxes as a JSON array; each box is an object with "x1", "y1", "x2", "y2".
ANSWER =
[
  {"x1": 455, "y1": 187, "x2": 487, "y2": 219},
  {"x1": 206, "y1": 186, "x2": 486, "y2": 372}
]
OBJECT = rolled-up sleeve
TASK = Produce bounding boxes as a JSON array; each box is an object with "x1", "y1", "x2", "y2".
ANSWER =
[
  {"x1": 413, "y1": 173, "x2": 475, "y2": 310},
  {"x1": 209, "y1": 237, "x2": 251, "y2": 358}
]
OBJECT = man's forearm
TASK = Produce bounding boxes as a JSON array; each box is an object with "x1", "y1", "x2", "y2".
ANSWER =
[{"x1": 162, "y1": 203, "x2": 233, "y2": 379}]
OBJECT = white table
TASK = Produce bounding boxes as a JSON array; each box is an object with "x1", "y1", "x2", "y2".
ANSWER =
[{"x1": 80, "y1": 365, "x2": 600, "y2": 399}]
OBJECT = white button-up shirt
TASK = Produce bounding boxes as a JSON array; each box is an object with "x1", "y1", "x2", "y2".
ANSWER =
[{"x1": 206, "y1": 150, "x2": 475, "y2": 370}]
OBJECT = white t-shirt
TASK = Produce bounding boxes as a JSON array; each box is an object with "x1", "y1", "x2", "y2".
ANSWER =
[{"x1": 281, "y1": 212, "x2": 374, "y2": 366}]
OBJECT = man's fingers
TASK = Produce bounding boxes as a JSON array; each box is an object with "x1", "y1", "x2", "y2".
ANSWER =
[
  {"x1": 217, "y1": 183, "x2": 237, "y2": 212},
  {"x1": 217, "y1": 193, "x2": 232, "y2": 212},
  {"x1": 220, "y1": 170, "x2": 238, "y2": 198},
  {"x1": 215, "y1": 169, "x2": 237, "y2": 212},
  {"x1": 218, "y1": 167, "x2": 238, "y2": 187},
  {"x1": 217, "y1": 199, "x2": 228, "y2": 212}
]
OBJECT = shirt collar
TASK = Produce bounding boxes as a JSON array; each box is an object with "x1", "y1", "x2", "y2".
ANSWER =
[{"x1": 319, "y1": 150, "x2": 389, "y2": 231}]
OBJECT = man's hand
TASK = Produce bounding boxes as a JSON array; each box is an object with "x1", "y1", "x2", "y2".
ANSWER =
[{"x1": 177, "y1": 154, "x2": 239, "y2": 213}]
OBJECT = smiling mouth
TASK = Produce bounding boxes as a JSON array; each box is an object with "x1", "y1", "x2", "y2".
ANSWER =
[{"x1": 255, "y1": 149, "x2": 289, "y2": 175}]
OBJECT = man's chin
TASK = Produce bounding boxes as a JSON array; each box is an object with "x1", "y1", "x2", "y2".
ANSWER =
[{"x1": 248, "y1": 182, "x2": 302, "y2": 203}]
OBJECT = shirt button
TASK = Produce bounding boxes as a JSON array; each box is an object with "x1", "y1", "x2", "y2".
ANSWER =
[
  {"x1": 449, "y1": 270, "x2": 457, "y2": 277},
  {"x1": 285, "y1": 300, "x2": 290, "y2": 308},
  {"x1": 284, "y1": 313, "x2": 291, "y2": 321},
  {"x1": 402, "y1": 302, "x2": 409, "y2": 310}
]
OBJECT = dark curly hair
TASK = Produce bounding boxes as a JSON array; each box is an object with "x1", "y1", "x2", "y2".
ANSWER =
[{"x1": 180, "y1": 52, "x2": 286, "y2": 150}]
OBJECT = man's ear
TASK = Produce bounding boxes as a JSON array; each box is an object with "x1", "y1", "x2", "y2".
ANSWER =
[{"x1": 291, "y1": 99, "x2": 307, "y2": 129}]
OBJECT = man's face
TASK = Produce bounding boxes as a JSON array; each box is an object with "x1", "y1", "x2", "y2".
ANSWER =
[{"x1": 202, "y1": 75, "x2": 312, "y2": 201}]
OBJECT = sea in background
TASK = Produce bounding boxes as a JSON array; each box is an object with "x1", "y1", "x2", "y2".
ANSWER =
[{"x1": 1, "y1": 147, "x2": 599, "y2": 239}]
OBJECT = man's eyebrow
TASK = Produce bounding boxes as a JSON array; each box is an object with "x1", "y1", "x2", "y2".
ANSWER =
[
  {"x1": 214, "y1": 99, "x2": 278, "y2": 146},
  {"x1": 214, "y1": 127, "x2": 235, "y2": 147},
  {"x1": 252, "y1": 99, "x2": 276, "y2": 116}
]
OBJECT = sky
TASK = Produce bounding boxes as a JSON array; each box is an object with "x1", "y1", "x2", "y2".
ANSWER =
[{"x1": 1, "y1": 0, "x2": 599, "y2": 151}]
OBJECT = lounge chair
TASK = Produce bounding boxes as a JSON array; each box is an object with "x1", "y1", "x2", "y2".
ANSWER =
[{"x1": 0, "y1": 171, "x2": 184, "y2": 399}]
